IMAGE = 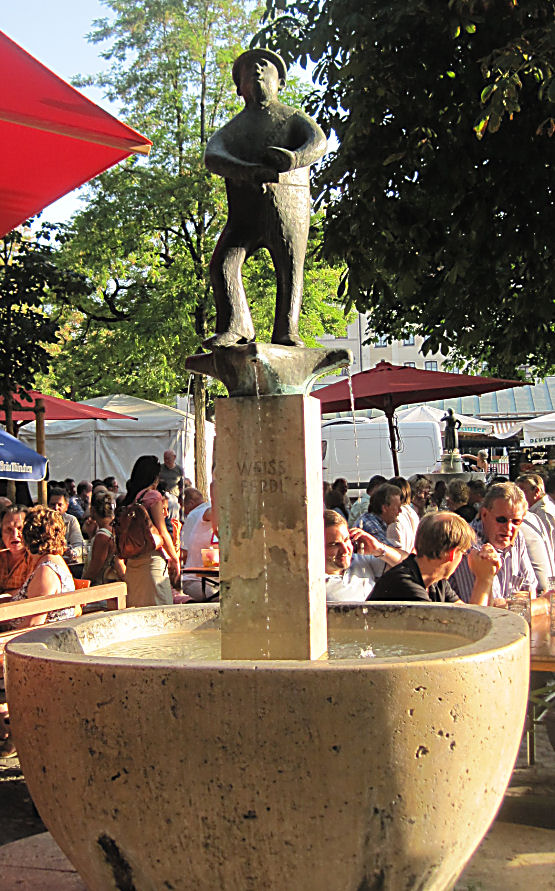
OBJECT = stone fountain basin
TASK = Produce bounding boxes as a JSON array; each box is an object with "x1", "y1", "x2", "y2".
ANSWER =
[{"x1": 5, "y1": 603, "x2": 529, "y2": 891}]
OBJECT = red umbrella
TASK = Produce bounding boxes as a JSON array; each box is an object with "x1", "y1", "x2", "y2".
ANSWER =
[
  {"x1": 0, "y1": 391, "x2": 135, "y2": 503},
  {"x1": 0, "y1": 390, "x2": 135, "y2": 424},
  {"x1": 0, "y1": 31, "x2": 152, "y2": 236},
  {"x1": 314, "y1": 361, "x2": 524, "y2": 475}
]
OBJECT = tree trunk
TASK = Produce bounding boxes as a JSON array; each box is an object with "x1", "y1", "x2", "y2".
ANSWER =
[
  {"x1": 193, "y1": 374, "x2": 208, "y2": 499},
  {"x1": 35, "y1": 399, "x2": 47, "y2": 506}
]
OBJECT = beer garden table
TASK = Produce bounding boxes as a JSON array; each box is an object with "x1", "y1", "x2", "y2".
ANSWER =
[{"x1": 181, "y1": 566, "x2": 219, "y2": 601}]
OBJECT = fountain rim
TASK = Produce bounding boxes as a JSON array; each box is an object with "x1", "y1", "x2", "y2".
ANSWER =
[{"x1": 5, "y1": 602, "x2": 529, "y2": 671}]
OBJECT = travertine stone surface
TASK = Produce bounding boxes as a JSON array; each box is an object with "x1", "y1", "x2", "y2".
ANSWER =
[
  {"x1": 5, "y1": 604, "x2": 530, "y2": 891},
  {"x1": 216, "y1": 394, "x2": 327, "y2": 660}
]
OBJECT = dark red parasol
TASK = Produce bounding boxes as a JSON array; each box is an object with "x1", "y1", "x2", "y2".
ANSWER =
[{"x1": 314, "y1": 361, "x2": 524, "y2": 475}]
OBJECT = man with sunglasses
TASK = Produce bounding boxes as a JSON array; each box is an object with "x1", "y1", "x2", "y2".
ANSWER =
[{"x1": 450, "y1": 482, "x2": 537, "y2": 605}]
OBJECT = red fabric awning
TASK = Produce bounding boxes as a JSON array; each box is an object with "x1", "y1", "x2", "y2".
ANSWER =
[
  {"x1": 314, "y1": 361, "x2": 524, "y2": 475},
  {"x1": 0, "y1": 391, "x2": 135, "y2": 422},
  {"x1": 314, "y1": 361, "x2": 524, "y2": 415},
  {"x1": 0, "y1": 31, "x2": 152, "y2": 236}
]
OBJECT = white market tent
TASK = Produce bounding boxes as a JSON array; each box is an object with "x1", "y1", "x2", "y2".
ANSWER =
[
  {"x1": 491, "y1": 413, "x2": 555, "y2": 444},
  {"x1": 19, "y1": 394, "x2": 214, "y2": 486},
  {"x1": 520, "y1": 412, "x2": 555, "y2": 447}
]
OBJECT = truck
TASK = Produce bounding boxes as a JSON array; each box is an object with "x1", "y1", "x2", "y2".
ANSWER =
[{"x1": 321, "y1": 417, "x2": 442, "y2": 492}]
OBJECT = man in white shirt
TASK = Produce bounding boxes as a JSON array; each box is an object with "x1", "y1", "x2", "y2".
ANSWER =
[
  {"x1": 517, "y1": 474, "x2": 555, "y2": 554},
  {"x1": 519, "y1": 509, "x2": 555, "y2": 593},
  {"x1": 324, "y1": 510, "x2": 403, "y2": 603},
  {"x1": 180, "y1": 488, "x2": 210, "y2": 561},
  {"x1": 181, "y1": 504, "x2": 215, "y2": 601}
]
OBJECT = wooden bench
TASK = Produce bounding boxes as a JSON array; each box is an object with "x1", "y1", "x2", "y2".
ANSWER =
[{"x1": 0, "y1": 581, "x2": 127, "y2": 661}]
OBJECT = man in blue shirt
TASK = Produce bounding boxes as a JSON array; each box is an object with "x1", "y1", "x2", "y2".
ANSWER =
[{"x1": 359, "y1": 483, "x2": 404, "y2": 549}]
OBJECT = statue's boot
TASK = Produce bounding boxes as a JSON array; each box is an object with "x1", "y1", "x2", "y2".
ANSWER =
[
  {"x1": 271, "y1": 329, "x2": 304, "y2": 347},
  {"x1": 203, "y1": 328, "x2": 255, "y2": 349}
]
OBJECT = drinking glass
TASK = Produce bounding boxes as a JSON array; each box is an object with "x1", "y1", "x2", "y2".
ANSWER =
[
  {"x1": 506, "y1": 590, "x2": 531, "y2": 626},
  {"x1": 201, "y1": 547, "x2": 219, "y2": 568}
]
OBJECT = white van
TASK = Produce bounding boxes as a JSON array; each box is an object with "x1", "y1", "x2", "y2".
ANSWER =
[{"x1": 321, "y1": 418, "x2": 442, "y2": 490}]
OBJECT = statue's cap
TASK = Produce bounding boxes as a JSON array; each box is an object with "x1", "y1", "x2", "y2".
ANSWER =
[{"x1": 232, "y1": 49, "x2": 287, "y2": 89}]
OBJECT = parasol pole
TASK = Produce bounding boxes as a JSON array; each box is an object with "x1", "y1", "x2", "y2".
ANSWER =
[
  {"x1": 384, "y1": 394, "x2": 400, "y2": 476},
  {"x1": 34, "y1": 399, "x2": 47, "y2": 506}
]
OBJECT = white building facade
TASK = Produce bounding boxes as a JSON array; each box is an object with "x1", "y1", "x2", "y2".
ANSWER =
[{"x1": 317, "y1": 312, "x2": 446, "y2": 381}]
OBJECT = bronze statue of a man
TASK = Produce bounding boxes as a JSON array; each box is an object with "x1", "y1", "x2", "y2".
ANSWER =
[
  {"x1": 204, "y1": 49, "x2": 327, "y2": 348},
  {"x1": 441, "y1": 408, "x2": 462, "y2": 452}
]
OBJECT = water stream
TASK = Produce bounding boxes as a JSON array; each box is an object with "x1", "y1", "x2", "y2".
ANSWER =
[
  {"x1": 347, "y1": 367, "x2": 362, "y2": 513},
  {"x1": 253, "y1": 363, "x2": 271, "y2": 656}
]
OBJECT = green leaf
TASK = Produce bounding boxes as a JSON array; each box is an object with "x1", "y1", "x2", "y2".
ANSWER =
[
  {"x1": 474, "y1": 116, "x2": 489, "y2": 139},
  {"x1": 547, "y1": 79, "x2": 555, "y2": 103},
  {"x1": 382, "y1": 151, "x2": 407, "y2": 166},
  {"x1": 480, "y1": 84, "x2": 496, "y2": 104}
]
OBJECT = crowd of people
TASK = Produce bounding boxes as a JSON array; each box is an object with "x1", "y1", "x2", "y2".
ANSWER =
[
  {"x1": 0, "y1": 449, "x2": 204, "y2": 756},
  {"x1": 3, "y1": 457, "x2": 554, "y2": 627},
  {"x1": 324, "y1": 469, "x2": 555, "y2": 613},
  {"x1": 0, "y1": 446, "x2": 220, "y2": 614}
]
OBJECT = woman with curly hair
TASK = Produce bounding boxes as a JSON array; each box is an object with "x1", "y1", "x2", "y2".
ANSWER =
[
  {"x1": 1, "y1": 507, "x2": 77, "y2": 758},
  {"x1": 7, "y1": 506, "x2": 76, "y2": 630},
  {"x1": 121, "y1": 455, "x2": 180, "y2": 607}
]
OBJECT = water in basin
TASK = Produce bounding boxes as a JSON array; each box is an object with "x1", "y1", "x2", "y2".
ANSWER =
[{"x1": 91, "y1": 627, "x2": 471, "y2": 661}]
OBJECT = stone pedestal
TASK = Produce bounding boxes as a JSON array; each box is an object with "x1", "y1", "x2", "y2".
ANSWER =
[
  {"x1": 216, "y1": 394, "x2": 327, "y2": 660},
  {"x1": 441, "y1": 449, "x2": 463, "y2": 473}
]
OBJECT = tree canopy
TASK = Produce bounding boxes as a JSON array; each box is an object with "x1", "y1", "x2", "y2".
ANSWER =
[
  {"x1": 258, "y1": 0, "x2": 555, "y2": 377},
  {"x1": 0, "y1": 227, "x2": 91, "y2": 433}
]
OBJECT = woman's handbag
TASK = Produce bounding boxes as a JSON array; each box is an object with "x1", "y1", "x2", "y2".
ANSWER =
[{"x1": 114, "y1": 493, "x2": 163, "y2": 559}]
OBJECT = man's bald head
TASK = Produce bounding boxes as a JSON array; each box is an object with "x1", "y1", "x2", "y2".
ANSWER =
[
  {"x1": 163, "y1": 450, "x2": 176, "y2": 468},
  {"x1": 182, "y1": 487, "x2": 205, "y2": 515}
]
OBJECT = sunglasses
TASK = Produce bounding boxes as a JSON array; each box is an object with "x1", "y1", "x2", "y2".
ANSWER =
[{"x1": 492, "y1": 515, "x2": 523, "y2": 526}]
